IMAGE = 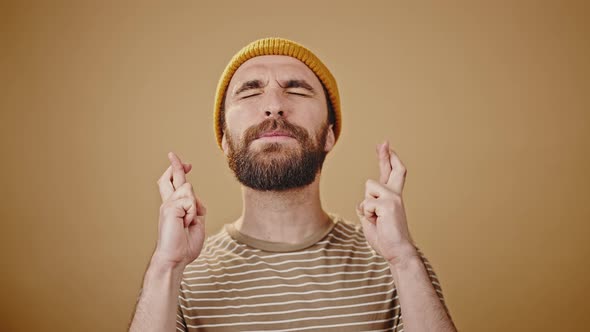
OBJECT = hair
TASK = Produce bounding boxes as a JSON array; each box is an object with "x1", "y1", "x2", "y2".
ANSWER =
[{"x1": 225, "y1": 116, "x2": 330, "y2": 191}]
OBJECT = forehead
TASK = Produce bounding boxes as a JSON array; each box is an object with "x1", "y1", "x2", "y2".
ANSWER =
[{"x1": 228, "y1": 55, "x2": 321, "y2": 89}]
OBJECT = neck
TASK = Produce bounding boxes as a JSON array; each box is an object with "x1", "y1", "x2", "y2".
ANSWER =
[{"x1": 233, "y1": 174, "x2": 332, "y2": 244}]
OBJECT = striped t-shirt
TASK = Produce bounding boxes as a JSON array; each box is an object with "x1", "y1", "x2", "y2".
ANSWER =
[{"x1": 176, "y1": 213, "x2": 449, "y2": 331}]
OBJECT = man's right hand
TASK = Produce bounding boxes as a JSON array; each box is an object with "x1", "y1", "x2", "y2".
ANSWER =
[{"x1": 153, "y1": 151, "x2": 207, "y2": 269}]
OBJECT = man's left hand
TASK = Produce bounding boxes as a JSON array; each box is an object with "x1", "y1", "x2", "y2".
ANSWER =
[{"x1": 357, "y1": 140, "x2": 419, "y2": 268}]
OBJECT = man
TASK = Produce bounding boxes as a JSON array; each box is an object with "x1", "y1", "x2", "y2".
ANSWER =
[{"x1": 129, "y1": 37, "x2": 457, "y2": 332}]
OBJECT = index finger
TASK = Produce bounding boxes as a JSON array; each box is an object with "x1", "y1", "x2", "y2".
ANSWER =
[
  {"x1": 168, "y1": 151, "x2": 186, "y2": 190},
  {"x1": 386, "y1": 148, "x2": 407, "y2": 194},
  {"x1": 157, "y1": 162, "x2": 192, "y2": 202},
  {"x1": 377, "y1": 140, "x2": 392, "y2": 184}
]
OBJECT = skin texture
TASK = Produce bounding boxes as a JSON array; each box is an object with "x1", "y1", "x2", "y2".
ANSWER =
[{"x1": 129, "y1": 55, "x2": 457, "y2": 332}]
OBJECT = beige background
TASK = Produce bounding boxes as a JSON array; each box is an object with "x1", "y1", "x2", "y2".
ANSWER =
[{"x1": 1, "y1": 1, "x2": 589, "y2": 331}]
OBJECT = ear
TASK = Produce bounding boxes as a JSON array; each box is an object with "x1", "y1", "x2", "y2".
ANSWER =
[
  {"x1": 324, "y1": 124, "x2": 336, "y2": 153},
  {"x1": 221, "y1": 132, "x2": 229, "y2": 156}
]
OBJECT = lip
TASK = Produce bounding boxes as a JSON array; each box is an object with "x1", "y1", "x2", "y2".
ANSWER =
[{"x1": 257, "y1": 131, "x2": 294, "y2": 139}]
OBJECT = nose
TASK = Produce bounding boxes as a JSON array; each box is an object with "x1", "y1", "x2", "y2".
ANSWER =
[
  {"x1": 265, "y1": 109, "x2": 284, "y2": 118},
  {"x1": 262, "y1": 88, "x2": 287, "y2": 119}
]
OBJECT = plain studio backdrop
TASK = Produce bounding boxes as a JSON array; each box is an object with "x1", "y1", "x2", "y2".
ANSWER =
[{"x1": 1, "y1": 1, "x2": 589, "y2": 331}]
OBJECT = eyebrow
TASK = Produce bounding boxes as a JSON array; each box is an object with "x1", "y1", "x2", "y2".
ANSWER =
[
  {"x1": 281, "y1": 79, "x2": 315, "y2": 93},
  {"x1": 233, "y1": 79, "x2": 316, "y2": 96},
  {"x1": 234, "y1": 79, "x2": 267, "y2": 95}
]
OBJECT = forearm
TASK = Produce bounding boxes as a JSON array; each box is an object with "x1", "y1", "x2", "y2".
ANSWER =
[
  {"x1": 129, "y1": 256, "x2": 185, "y2": 332},
  {"x1": 390, "y1": 255, "x2": 456, "y2": 332}
]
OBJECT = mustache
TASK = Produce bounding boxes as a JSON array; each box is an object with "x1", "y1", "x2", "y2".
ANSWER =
[{"x1": 242, "y1": 118, "x2": 309, "y2": 145}]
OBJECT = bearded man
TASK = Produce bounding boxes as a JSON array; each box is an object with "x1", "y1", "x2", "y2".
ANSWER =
[{"x1": 129, "y1": 37, "x2": 457, "y2": 332}]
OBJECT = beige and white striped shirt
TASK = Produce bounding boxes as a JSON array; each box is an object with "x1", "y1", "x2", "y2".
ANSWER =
[{"x1": 176, "y1": 213, "x2": 449, "y2": 331}]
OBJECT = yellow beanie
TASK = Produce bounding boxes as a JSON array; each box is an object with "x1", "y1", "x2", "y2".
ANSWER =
[{"x1": 213, "y1": 37, "x2": 341, "y2": 150}]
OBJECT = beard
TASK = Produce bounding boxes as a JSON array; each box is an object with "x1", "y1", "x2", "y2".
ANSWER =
[{"x1": 225, "y1": 118, "x2": 329, "y2": 191}]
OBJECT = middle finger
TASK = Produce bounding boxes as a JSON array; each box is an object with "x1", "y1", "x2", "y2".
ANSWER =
[{"x1": 168, "y1": 152, "x2": 187, "y2": 190}]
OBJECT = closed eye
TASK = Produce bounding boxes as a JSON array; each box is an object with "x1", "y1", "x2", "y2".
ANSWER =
[
  {"x1": 288, "y1": 92, "x2": 310, "y2": 97},
  {"x1": 241, "y1": 93, "x2": 261, "y2": 99}
]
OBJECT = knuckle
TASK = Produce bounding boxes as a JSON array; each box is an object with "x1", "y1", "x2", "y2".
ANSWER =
[
  {"x1": 380, "y1": 191, "x2": 392, "y2": 200},
  {"x1": 178, "y1": 182, "x2": 192, "y2": 191}
]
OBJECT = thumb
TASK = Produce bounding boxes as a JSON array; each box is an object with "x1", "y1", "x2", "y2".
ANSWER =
[{"x1": 355, "y1": 202, "x2": 364, "y2": 219}]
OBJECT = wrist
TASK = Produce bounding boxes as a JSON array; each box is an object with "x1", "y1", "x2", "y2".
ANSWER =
[
  {"x1": 149, "y1": 253, "x2": 186, "y2": 276},
  {"x1": 388, "y1": 252, "x2": 422, "y2": 283},
  {"x1": 387, "y1": 245, "x2": 420, "y2": 270}
]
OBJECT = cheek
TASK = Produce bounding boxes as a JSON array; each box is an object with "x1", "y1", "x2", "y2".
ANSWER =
[
  {"x1": 296, "y1": 101, "x2": 327, "y2": 128},
  {"x1": 225, "y1": 106, "x2": 255, "y2": 138}
]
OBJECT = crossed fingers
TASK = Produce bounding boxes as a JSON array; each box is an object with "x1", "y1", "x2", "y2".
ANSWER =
[
  {"x1": 376, "y1": 140, "x2": 407, "y2": 194},
  {"x1": 357, "y1": 140, "x2": 407, "y2": 222},
  {"x1": 157, "y1": 152, "x2": 192, "y2": 202}
]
